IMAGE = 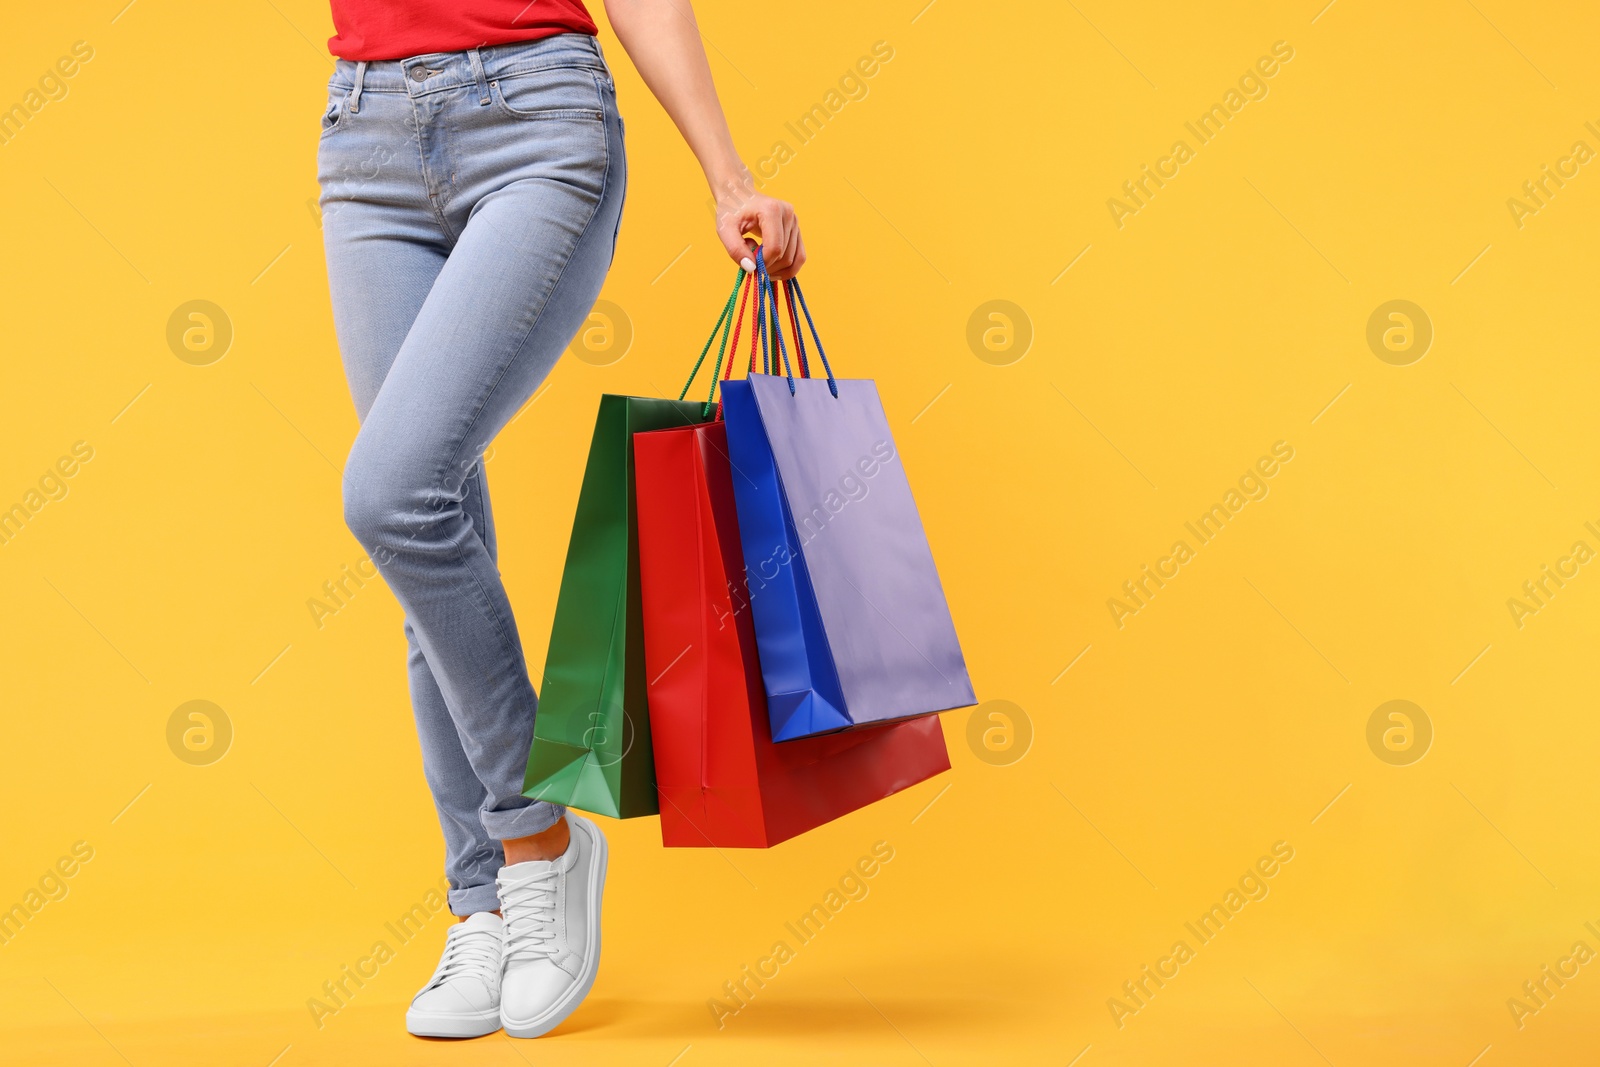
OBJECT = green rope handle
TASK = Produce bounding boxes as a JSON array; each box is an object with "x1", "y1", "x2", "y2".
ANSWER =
[
  {"x1": 677, "y1": 265, "x2": 748, "y2": 402},
  {"x1": 697, "y1": 267, "x2": 757, "y2": 416},
  {"x1": 702, "y1": 269, "x2": 754, "y2": 416},
  {"x1": 703, "y1": 295, "x2": 735, "y2": 415}
]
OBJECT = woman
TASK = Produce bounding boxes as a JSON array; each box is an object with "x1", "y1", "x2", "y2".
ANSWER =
[{"x1": 316, "y1": 0, "x2": 803, "y2": 1040}]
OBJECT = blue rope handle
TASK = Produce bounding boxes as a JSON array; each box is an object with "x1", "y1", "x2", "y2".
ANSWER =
[
  {"x1": 755, "y1": 250, "x2": 796, "y2": 393},
  {"x1": 783, "y1": 279, "x2": 810, "y2": 378},
  {"x1": 788, "y1": 275, "x2": 837, "y2": 397},
  {"x1": 755, "y1": 251, "x2": 768, "y2": 375}
]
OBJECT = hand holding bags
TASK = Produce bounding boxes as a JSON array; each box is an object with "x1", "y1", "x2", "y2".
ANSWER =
[
  {"x1": 721, "y1": 255, "x2": 976, "y2": 740},
  {"x1": 632, "y1": 276, "x2": 951, "y2": 845}
]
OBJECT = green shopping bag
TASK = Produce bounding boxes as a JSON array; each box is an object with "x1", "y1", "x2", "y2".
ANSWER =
[{"x1": 522, "y1": 393, "x2": 712, "y2": 818}]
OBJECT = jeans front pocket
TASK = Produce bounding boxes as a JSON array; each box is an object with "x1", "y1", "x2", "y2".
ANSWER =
[
  {"x1": 320, "y1": 87, "x2": 346, "y2": 138},
  {"x1": 490, "y1": 66, "x2": 605, "y2": 122}
]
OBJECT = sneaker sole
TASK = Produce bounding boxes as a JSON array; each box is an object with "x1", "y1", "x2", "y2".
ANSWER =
[
  {"x1": 405, "y1": 1007, "x2": 501, "y2": 1039},
  {"x1": 501, "y1": 814, "x2": 607, "y2": 1039}
]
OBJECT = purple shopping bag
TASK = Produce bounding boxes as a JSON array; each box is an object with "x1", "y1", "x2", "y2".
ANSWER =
[{"x1": 720, "y1": 256, "x2": 975, "y2": 740}]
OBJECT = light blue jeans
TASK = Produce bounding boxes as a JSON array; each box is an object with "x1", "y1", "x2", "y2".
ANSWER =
[{"x1": 317, "y1": 34, "x2": 624, "y2": 915}]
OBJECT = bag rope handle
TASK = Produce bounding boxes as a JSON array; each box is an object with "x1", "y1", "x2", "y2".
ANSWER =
[
  {"x1": 709, "y1": 269, "x2": 757, "y2": 416},
  {"x1": 781, "y1": 278, "x2": 809, "y2": 379},
  {"x1": 678, "y1": 264, "x2": 746, "y2": 402},
  {"x1": 755, "y1": 250, "x2": 797, "y2": 393},
  {"x1": 788, "y1": 275, "x2": 836, "y2": 396},
  {"x1": 679, "y1": 246, "x2": 839, "y2": 416}
]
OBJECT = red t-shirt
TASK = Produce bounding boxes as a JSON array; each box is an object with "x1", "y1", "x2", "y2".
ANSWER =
[{"x1": 328, "y1": 1, "x2": 597, "y2": 61}]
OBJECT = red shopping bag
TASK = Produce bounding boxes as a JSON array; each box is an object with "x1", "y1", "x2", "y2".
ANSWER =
[{"x1": 634, "y1": 418, "x2": 950, "y2": 848}]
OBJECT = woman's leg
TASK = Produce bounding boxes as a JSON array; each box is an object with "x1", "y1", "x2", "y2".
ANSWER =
[
  {"x1": 319, "y1": 48, "x2": 625, "y2": 916},
  {"x1": 332, "y1": 42, "x2": 622, "y2": 856},
  {"x1": 319, "y1": 125, "x2": 515, "y2": 917},
  {"x1": 321, "y1": 38, "x2": 625, "y2": 1038},
  {"x1": 340, "y1": 147, "x2": 620, "y2": 849}
]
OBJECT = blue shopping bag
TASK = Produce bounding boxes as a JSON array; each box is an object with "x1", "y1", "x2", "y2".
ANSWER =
[{"x1": 720, "y1": 255, "x2": 975, "y2": 741}]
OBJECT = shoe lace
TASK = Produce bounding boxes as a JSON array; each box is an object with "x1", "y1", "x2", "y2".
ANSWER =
[
  {"x1": 500, "y1": 867, "x2": 560, "y2": 965},
  {"x1": 426, "y1": 924, "x2": 500, "y2": 990}
]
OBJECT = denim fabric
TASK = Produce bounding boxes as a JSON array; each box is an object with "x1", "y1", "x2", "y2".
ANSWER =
[{"x1": 317, "y1": 34, "x2": 625, "y2": 916}]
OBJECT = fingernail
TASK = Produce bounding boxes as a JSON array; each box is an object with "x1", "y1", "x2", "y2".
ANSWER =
[{"x1": 740, "y1": 257, "x2": 756, "y2": 273}]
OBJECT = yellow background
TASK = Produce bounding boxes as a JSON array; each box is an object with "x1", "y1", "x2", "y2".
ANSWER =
[{"x1": 2, "y1": 0, "x2": 1597, "y2": 1063}]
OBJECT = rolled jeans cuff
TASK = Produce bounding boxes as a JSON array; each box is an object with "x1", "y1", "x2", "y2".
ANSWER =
[
  {"x1": 481, "y1": 799, "x2": 566, "y2": 844},
  {"x1": 449, "y1": 882, "x2": 503, "y2": 917}
]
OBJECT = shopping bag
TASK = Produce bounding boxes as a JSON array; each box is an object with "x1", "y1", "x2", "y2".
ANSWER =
[
  {"x1": 721, "y1": 255, "x2": 976, "y2": 740},
  {"x1": 634, "y1": 413, "x2": 951, "y2": 847},
  {"x1": 522, "y1": 392, "x2": 712, "y2": 818}
]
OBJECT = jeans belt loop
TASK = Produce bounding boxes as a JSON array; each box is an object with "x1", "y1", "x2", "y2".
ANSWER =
[
  {"x1": 468, "y1": 47, "x2": 491, "y2": 105},
  {"x1": 348, "y1": 60, "x2": 367, "y2": 114}
]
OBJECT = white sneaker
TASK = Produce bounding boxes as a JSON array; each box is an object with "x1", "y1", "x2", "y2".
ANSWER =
[
  {"x1": 405, "y1": 911, "x2": 503, "y2": 1038},
  {"x1": 497, "y1": 814, "x2": 608, "y2": 1038}
]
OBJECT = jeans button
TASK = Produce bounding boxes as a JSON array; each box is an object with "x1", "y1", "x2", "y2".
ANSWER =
[{"x1": 410, "y1": 66, "x2": 429, "y2": 82}]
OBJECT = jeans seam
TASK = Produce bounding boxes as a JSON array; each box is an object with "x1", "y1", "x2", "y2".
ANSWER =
[
  {"x1": 408, "y1": 92, "x2": 460, "y2": 242},
  {"x1": 487, "y1": 60, "x2": 607, "y2": 82},
  {"x1": 444, "y1": 510, "x2": 535, "y2": 768},
  {"x1": 607, "y1": 96, "x2": 625, "y2": 263},
  {"x1": 471, "y1": 465, "x2": 496, "y2": 561}
]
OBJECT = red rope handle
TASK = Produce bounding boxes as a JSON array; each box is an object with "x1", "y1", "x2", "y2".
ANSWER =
[
  {"x1": 723, "y1": 272, "x2": 753, "y2": 382},
  {"x1": 748, "y1": 268, "x2": 763, "y2": 373},
  {"x1": 716, "y1": 271, "x2": 759, "y2": 419}
]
